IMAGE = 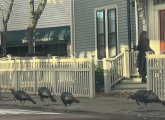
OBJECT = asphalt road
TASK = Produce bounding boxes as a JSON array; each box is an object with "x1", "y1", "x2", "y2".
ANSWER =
[{"x1": 0, "y1": 106, "x2": 164, "y2": 120}]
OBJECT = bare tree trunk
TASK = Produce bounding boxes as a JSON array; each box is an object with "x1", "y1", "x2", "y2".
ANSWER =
[
  {"x1": 2, "y1": 0, "x2": 14, "y2": 56},
  {"x1": 2, "y1": 22, "x2": 7, "y2": 56},
  {"x1": 28, "y1": 29, "x2": 35, "y2": 54},
  {"x1": 28, "y1": 0, "x2": 47, "y2": 55}
]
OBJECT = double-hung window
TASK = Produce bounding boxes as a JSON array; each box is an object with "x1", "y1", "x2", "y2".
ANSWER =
[
  {"x1": 96, "y1": 7, "x2": 118, "y2": 59},
  {"x1": 96, "y1": 10, "x2": 106, "y2": 59}
]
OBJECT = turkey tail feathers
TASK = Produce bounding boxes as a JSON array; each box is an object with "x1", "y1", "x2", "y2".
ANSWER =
[
  {"x1": 50, "y1": 95, "x2": 56, "y2": 102},
  {"x1": 73, "y1": 98, "x2": 80, "y2": 103},
  {"x1": 160, "y1": 101, "x2": 165, "y2": 106},
  {"x1": 30, "y1": 98, "x2": 36, "y2": 104}
]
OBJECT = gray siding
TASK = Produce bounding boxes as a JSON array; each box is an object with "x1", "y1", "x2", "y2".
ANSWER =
[
  {"x1": 74, "y1": 0, "x2": 131, "y2": 58},
  {"x1": 0, "y1": 0, "x2": 71, "y2": 31}
]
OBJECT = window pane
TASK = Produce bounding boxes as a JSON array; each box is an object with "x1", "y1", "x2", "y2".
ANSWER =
[
  {"x1": 109, "y1": 10, "x2": 116, "y2": 33},
  {"x1": 96, "y1": 10, "x2": 106, "y2": 59},
  {"x1": 108, "y1": 9, "x2": 117, "y2": 57}
]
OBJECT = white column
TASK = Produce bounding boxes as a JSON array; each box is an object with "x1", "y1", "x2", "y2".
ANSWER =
[
  {"x1": 103, "y1": 58, "x2": 111, "y2": 93},
  {"x1": 90, "y1": 55, "x2": 95, "y2": 99}
]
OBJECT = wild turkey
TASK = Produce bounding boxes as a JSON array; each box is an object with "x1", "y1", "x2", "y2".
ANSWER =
[
  {"x1": 128, "y1": 90, "x2": 165, "y2": 112},
  {"x1": 61, "y1": 92, "x2": 80, "y2": 112},
  {"x1": 11, "y1": 89, "x2": 36, "y2": 109},
  {"x1": 38, "y1": 87, "x2": 56, "y2": 106}
]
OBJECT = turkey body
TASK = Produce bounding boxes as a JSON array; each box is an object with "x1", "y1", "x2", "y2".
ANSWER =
[
  {"x1": 61, "y1": 92, "x2": 80, "y2": 112},
  {"x1": 128, "y1": 90, "x2": 165, "y2": 112},
  {"x1": 11, "y1": 89, "x2": 36, "y2": 109},
  {"x1": 38, "y1": 87, "x2": 56, "y2": 106}
]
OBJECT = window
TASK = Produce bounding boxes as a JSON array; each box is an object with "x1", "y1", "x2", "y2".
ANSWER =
[
  {"x1": 96, "y1": 10, "x2": 106, "y2": 59},
  {"x1": 96, "y1": 7, "x2": 118, "y2": 59},
  {"x1": 108, "y1": 9, "x2": 117, "y2": 57}
]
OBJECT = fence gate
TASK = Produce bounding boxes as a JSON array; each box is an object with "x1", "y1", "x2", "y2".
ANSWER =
[{"x1": 147, "y1": 54, "x2": 165, "y2": 100}]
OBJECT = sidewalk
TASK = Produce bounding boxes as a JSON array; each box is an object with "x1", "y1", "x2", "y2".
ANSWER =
[{"x1": 0, "y1": 92, "x2": 165, "y2": 118}]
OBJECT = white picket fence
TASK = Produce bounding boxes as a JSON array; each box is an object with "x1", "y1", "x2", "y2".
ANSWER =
[
  {"x1": 0, "y1": 56, "x2": 95, "y2": 98},
  {"x1": 146, "y1": 54, "x2": 165, "y2": 100}
]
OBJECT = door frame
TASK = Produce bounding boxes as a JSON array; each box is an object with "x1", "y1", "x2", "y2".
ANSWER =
[
  {"x1": 160, "y1": 10, "x2": 165, "y2": 52},
  {"x1": 148, "y1": 0, "x2": 165, "y2": 54}
]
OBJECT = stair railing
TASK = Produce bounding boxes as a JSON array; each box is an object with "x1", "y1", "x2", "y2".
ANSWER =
[
  {"x1": 124, "y1": 49, "x2": 139, "y2": 77},
  {"x1": 103, "y1": 52, "x2": 125, "y2": 93}
]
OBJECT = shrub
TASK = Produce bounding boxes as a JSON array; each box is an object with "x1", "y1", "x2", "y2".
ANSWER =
[{"x1": 95, "y1": 65, "x2": 104, "y2": 92}]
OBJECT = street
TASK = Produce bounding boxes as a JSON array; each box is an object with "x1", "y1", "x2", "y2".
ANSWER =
[
  {"x1": 0, "y1": 105, "x2": 164, "y2": 120},
  {"x1": 1, "y1": 93, "x2": 165, "y2": 120}
]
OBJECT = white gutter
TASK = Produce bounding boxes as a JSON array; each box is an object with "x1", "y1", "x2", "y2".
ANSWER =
[{"x1": 71, "y1": 0, "x2": 75, "y2": 58}]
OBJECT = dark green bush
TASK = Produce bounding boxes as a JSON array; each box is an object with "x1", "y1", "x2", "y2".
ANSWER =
[{"x1": 95, "y1": 65, "x2": 104, "y2": 92}]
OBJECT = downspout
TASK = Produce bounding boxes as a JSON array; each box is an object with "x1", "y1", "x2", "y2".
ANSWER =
[
  {"x1": 71, "y1": 0, "x2": 75, "y2": 58},
  {"x1": 127, "y1": 0, "x2": 131, "y2": 50},
  {"x1": 135, "y1": 0, "x2": 139, "y2": 46}
]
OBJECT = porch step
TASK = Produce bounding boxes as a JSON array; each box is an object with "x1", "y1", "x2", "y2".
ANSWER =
[
  {"x1": 120, "y1": 78, "x2": 142, "y2": 84},
  {"x1": 112, "y1": 78, "x2": 147, "y2": 93},
  {"x1": 113, "y1": 83, "x2": 147, "y2": 89}
]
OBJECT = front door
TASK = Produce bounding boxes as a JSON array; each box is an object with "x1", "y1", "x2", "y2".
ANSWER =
[{"x1": 160, "y1": 10, "x2": 165, "y2": 52}]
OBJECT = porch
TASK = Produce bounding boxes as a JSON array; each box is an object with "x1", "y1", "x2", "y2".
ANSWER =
[{"x1": 103, "y1": 50, "x2": 165, "y2": 100}]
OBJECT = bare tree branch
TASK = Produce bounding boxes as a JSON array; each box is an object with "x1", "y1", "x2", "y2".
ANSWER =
[
  {"x1": 4, "y1": 0, "x2": 14, "y2": 23},
  {"x1": 28, "y1": 0, "x2": 47, "y2": 54},
  {"x1": 30, "y1": 0, "x2": 34, "y2": 15},
  {"x1": 28, "y1": 0, "x2": 47, "y2": 30},
  {"x1": 1, "y1": 0, "x2": 14, "y2": 56}
]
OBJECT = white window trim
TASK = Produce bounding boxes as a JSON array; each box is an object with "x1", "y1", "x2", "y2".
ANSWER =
[{"x1": 94, "y1": 5, "x2": 119, "y2": 60}]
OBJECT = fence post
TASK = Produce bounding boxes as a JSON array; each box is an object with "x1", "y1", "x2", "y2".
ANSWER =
[
  {"x1": 146, "y1": 54, "x2": 150, "y2": 90},
  {"x1": 13, "y1": 58, "x2": 16, "y2": 90},
  {"x1": 90, "y1": 55, "x2": 95, "y2": 99},
  {"x1": 16, "y1": 59, "x2": 20, "y2": 90},
  {"x1": 103, "y1": 58, "x2": 111, "y2": 93},
  {"x1": 33, "y1": 57, "x2": 37, "y2": 93},
  {"x1": 123, "y1": 49, "x2": 130, "y2": 77},
  {"x1": 52, "y1": 56, "x2": 59, "y2": 95}
]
